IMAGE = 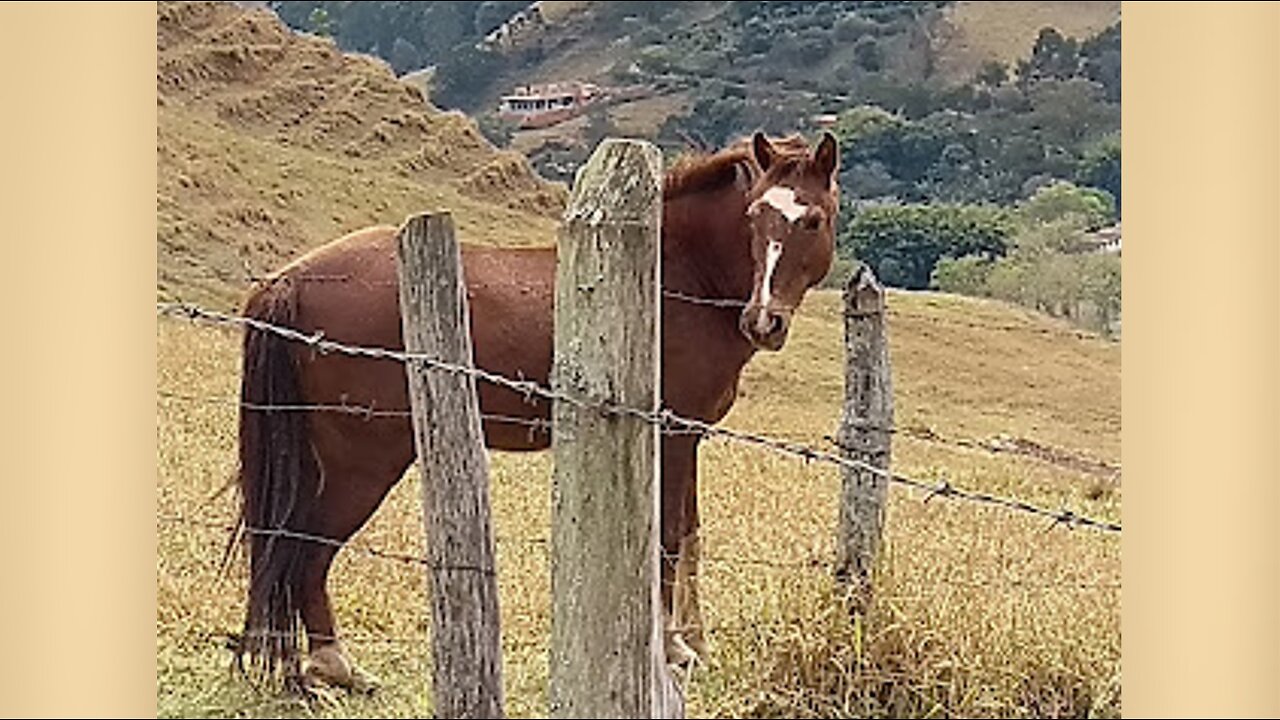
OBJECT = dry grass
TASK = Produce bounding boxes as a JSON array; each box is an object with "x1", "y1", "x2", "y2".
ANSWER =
[
  {"x1": 157, "y1": 1, "x2": 566, "y2": 311},
  {"x1": 157, "y1": 287, "x2": 1119, "y2": 718},
  {"x1": 934, "y1": 1, "x2": 1121, "y2": 84}
]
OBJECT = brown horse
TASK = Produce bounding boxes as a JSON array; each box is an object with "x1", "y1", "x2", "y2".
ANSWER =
[{"x1": 235, "y1": 131, "x2": 840, "y2": 690}]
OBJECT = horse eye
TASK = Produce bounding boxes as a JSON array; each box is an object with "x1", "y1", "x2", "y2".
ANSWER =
[{"x1": 800, "y1": 214, "x2": 822, "y2": 231}]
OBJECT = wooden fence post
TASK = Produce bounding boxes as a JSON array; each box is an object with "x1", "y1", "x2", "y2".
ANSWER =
[
  {"x1": 396, "y1": 212, "x2": 505, "y2": 719},
  {"x1": 549, "y1": 139, "x2": 683, "y2": 718},
  {"x1": 835, "y1": 263, "x2": 894, "y2": 609}
]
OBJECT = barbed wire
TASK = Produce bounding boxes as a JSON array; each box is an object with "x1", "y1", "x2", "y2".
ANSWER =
[
  {"x1": 161, "y1": 511, "x2": 1119, "y2": 598},
  {"x1": 163, "y1": 265, "x2": 1115, "y2": 342},
  {"x1": 158, "y1": 386, "x2": 1118, "y2": 477},
  {"x1": 157, "y1": 389, "x2": 551, "y2": 430},
  {"x1": 164, "y1": 265, "x2": 764, "y2": 311},
  {"x1": 157, "y1": 300, "x2": 1120, "y2": 534},
  {"x1": 162, "y1": 263, "x2": 1121, "y2": 345},
  {"x1": 823, "y1": 430, "x2": 1120, "y2": 479}
]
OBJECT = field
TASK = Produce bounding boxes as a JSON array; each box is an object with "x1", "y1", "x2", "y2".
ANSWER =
[
  {"x1": 934, "y1": 1, "x2": 1121, "y2": 83},
  {"x1": 156, "y1": 4, "x2": 1120, "y2": 715},
  {"x1": 157, "y1": 287, "x2": 1120, "y2": 718}
]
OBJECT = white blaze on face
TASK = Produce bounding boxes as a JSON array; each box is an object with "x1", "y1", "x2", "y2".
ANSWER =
[
  {"x1": 752, "y1": 185, "x2": 809, "y2": 223},
  {"x1": 759, "y1": 239, "x2": 784, "y2": 308}
]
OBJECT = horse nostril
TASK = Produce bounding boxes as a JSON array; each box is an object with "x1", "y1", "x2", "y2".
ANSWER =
[{"x1": 767, "y1": 313, "x2": 785, "y2": 336}]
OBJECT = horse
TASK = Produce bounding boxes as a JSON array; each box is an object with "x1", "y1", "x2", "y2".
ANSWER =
[{"x1": 234, "y1": 131, "x2": 841, "y2": 691}]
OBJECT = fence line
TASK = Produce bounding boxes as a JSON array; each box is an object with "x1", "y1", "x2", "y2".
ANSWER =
[
  {"x1": 159, "y1": 513, "x2": 1119, "y2": 607},
  {"x1": 157, "y1": 300, "x2": 1120, "y2": 535},
  {"x1": 158, "y1": 387, "x2": 1119, "y2": 475},
  {"x1": 162, "y1": 265, "x2": 1117, "y2": 342}
]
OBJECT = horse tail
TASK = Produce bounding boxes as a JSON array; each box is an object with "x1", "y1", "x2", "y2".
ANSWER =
[{"x1": 234, "y1": 276, "x2": 318, "y2": 683}]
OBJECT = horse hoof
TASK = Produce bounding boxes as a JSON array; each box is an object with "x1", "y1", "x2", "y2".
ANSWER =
[
  {"x1": 665, "y1": 631, "x2": 701, "y2": 670},
  {"x1": 304, "y1": 642, "x2": 380, "y2": 695}
]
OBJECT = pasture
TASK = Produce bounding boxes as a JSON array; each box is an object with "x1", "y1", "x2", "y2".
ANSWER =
[{"x1": 157, "y1": 286, "x2": 1120, "y2": 718}]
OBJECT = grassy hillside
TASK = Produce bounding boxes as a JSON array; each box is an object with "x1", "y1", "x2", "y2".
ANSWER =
[
  {"x1": 934, "y1": 1, "x2": 1120, "y2": 83},
  {"x1": 157, "y1": 1, "x2": 565, "y2": 310},
  {"x1": 157, "y1": 4, "x2": 1119, "y2": 716},
  {"x1": 157, "y1": 288, "x2": 1120, "y2": 718}
]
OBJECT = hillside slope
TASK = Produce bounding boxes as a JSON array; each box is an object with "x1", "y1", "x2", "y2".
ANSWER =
[
  {"x1": 157, "y1": 1, "x2": 567, "y2": 310},
  {"x1": 933, "y1": 1, "x2": 1120, "y2": 83}
]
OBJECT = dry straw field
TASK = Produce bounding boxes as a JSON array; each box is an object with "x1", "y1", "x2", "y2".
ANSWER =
[
  {"x1": 158, "y1": 288, "x2": 1120, "y2": 718},
  {"x1": 156, "y1": 3, "x2": 1120, "y2": 716}
]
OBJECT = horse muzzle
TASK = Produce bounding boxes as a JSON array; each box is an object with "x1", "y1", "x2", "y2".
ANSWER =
[{"x1": 739, "y1": 305, "x2": 791, "y2": 351}]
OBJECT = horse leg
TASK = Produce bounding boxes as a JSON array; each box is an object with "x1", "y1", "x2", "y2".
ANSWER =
[
  {"x1": 295, "y1": 452, "x2": 411, "y2": 693},
  {"x1": 661, "y1": 433, "x2": 700, "y2": 668},
  {"x1": 674, "y1": 447, "x2": 707, "y2": 660}
]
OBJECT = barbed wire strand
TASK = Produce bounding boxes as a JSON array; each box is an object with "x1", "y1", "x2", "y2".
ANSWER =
[
  {"x1": 157, "y1": 301, "x2": 1120, "y2": 534},
  {"x1": 164, "y1": 265, "x2": 1115, "y2": 341},
  {"x1": 161, "y1": 513, "x2": 1120, "y2": 596},
  {"x1": 159, "y1": 387, "x2": 1118, "y2": 476}
]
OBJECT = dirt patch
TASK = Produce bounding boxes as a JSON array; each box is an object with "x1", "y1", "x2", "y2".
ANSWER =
[{"x1": 902, "y1": 424, "x2": 1120, "y2": 480}]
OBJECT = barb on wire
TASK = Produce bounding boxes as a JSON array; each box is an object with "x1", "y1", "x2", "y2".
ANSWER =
[
  {"x1": 157, "y1": 390, "x2": 553, "y2": 431},
  {"x1": 661, "y1": 289, "x2": 749, "y2": 309},
  {"x1": 160, "y1": 513, "x2": 429, "y2": 567},
  {"x1": 159, "y1": 300, "x2": 1121, "y2": 534},
  {"x1": 167, "y1": 266, "x2": 757, "y2": 310},
  {"x1": 159, "y1": 513, "x2": 498, "y2": 575},
  {"x1": 658, "y1": 411, "x2": 1121, "y2": 534}
]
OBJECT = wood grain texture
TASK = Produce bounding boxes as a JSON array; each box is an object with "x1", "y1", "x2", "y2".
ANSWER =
[
  {"x1": 549, "y1": 139, "x2": 683, "y2": 718},
  {"x1": 835, "y1": 263, "x2": 894, "y2": 607},
  {"x1": 397, "y1": 212, "x2": 505, "y2": 719}
]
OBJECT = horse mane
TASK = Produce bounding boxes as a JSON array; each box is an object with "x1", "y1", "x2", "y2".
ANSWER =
[{"x1": 663, "y1": 133, "x2": 813, "y2": 200}]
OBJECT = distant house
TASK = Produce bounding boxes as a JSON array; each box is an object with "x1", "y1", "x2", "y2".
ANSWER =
[
  {"x1": 498, "y1": 81, "x2": 604, "y2": 129},
  {"x1": 811, "y1": 114, "x2": 839, "y2": 130},
  {"x1": 1082, "y1": 223, "x2": 1122, "y2": 254}
]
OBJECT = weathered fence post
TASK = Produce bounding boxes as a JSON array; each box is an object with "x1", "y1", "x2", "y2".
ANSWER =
[
  {"x1": 396, "y1": 212, "x2": 505, "y2": 719},
  {"x1": 835, "y1": 263, "x2": 894, "y2": 609},
  {"x1": 549, "y1": 139, "x2": 683, "y2": 718}
]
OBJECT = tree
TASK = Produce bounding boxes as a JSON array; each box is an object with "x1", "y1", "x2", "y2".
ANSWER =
[
  {"x1": 1076, "y1": 136, "x2": 1121, "y2": 214},
  {"x1": 1079, "y1": 252, "x2": 1122, "y2": 335},
  {"x1": 930, "y1": 254, "x2": 992, "y2": 295},
  {"x1": 853, "y1": 37, "x2": 884, "y2": 72},
  {"x1": 389, "y1": 36, "x2": 421, "y2": 74},
  {"x1": 976, "y1": 60, "x2": 1007, "y2": 88},
  {"x1": 842, "y1": 204, "x2": 1012, "y2": 289},
  {"x1": 306, "y1": 7, "x2": 333, "y2": 37},
  {"x1": 431, "y1": 44, "x2": 508, "y2": 110},
  {"x1": 1017, "y1": 180, "x2": 1115, "y2": 231}
]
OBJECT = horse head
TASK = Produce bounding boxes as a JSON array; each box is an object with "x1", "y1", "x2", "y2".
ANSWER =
[{"x1": 739, "y1": 131, "x2": 841, "y2": 351}]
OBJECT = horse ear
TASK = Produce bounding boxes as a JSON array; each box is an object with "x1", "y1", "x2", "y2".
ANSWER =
[
  {"x1": 812, "y1": 131, "x2": 839, "y2": 182},
  {"x1": 752, "y1": 131, "x2": 778, "y2": 172}
]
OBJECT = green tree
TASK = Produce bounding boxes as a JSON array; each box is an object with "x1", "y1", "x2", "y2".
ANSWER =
[
  {"x1": 842, "y1": 204, "x2": 1012, "y2": 289},
  {"x1": 930, "y1": 254, "x2": 993, "y2": 295},
  {"x1": 976, "y1": 60, "x2": 1007, "y2": 88},
  {"x1": 1017, "y1": 180, "x2": 1115, "y2": 231},
  {"x1": 853, "y1": 37, "x2": 884, "y2": 72},
  {"x1": 306, "y1": 6, "x2": 333, "y2": 37},
  {"x1": 1076, "y1": 135, "x2": 1121, "y2": 214},
  {"x1": 1079, "y1": 252, "x2": 1122, "y2": 335}
]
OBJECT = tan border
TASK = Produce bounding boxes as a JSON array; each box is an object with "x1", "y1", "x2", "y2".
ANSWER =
[
  {"x1": 0, "y1": 2, "x2": 157, "y2": 716},
  {"x1": 0, "y1": 1, "x2": 1278, "y2": 716},
  {"x1": 1124, "y1": 2, "x2": 1280, "y2": 716}
]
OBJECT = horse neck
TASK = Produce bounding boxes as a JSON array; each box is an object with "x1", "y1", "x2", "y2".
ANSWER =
[
  {"x1": 662, "y1": 188, "x2": 755, "y2": 305},
  {"x1": 661, "y1": 186, "x2": 758, "y2": 371}
]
